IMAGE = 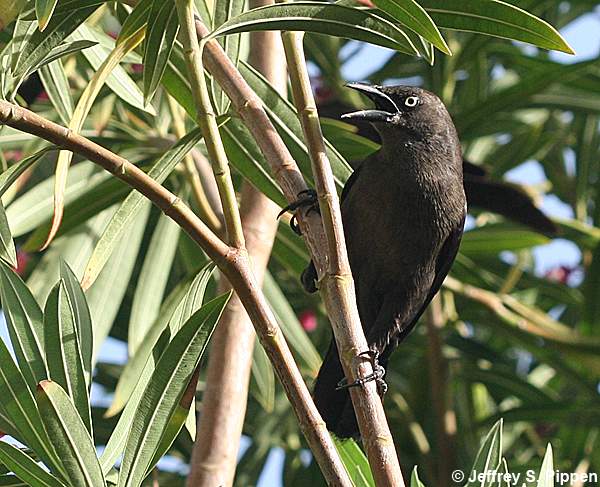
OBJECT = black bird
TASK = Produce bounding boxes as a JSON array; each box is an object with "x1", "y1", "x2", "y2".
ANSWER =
[
  {"x1": 317, "y1": 98, "x2": 556, "y2": 237},
  {"x1": 300, "y1": 83, "x2": 467, "y2": 438}
]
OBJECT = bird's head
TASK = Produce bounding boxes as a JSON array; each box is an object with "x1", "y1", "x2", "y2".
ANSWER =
[{"x1": 341, "y1": 83, "x2": 456, "y2": 144}]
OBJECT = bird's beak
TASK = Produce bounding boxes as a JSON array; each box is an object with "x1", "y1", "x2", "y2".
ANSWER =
[{"x1": 341, "y1": 83, "x2": 399, "y2": 123}]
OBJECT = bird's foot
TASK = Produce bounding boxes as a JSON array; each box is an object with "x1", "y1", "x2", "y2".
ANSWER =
[
  {"x1": 336, "y1": 350, "x2": 387, "y2": 397},
  {"x1": 277, "y1": 189, "x2": 319, "y2": 235}
]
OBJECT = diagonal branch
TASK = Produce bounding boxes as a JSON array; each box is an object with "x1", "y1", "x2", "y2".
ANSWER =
[
  {"x1": 0, "y1": 100, "x2": 351, "y2": 486},
  {"x1": 281, "y1": 30, "x2": 405, "y2": 486}
]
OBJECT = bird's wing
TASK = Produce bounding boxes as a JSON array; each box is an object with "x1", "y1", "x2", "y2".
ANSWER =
[
  {"x1": 341, "y1": 163, "x2": 363, "y2": 203},
  {"x1": 375, "y1": 211, "x2": 466, "y2": 357}
]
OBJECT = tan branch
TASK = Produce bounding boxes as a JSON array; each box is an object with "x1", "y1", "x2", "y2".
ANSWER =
[
  {"x1": 0, "y1": 100, "x2": 351, "y2": 486},
  {"x1": 281, "y1": 30, "x2": 405, "y2": 486},
  {"x1": 187, "y1": 3, "x2": 287, "y2": 484}
]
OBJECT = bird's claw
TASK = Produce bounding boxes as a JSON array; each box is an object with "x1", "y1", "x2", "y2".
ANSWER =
[
  {"x1": 277, "y1": 189, "x2": 320, "y2": 235},
  {"x1": 335, "y1": 350, "x2": 387, "y2": 397}
]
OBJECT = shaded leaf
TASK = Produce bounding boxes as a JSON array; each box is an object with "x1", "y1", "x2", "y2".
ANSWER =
[
  {"x1": 36, "y1": 381, "x2": 105, "y2": 487},
  {"x1": 209, "y1": 2, "x2": 419, "y2": 54},
  {"x1": 117, "y1": 293, "x2": 229, "y2": 486}
]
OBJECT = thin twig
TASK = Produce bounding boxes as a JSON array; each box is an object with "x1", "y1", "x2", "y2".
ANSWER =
[
  {"x1": 281, "y1": 30, "x2": 405, "y2": 487},
  {"x1": 0, "y1": 100, "x2": 352, "y2": 487},
  {"x1": 176, "y1": 0, "x2": 244, "y2": 249},
  {"x1": 166, "y1": 95, "x2": 224, "y2": 235},
  {"x1": 187, "y1": 2, "x2": 286, "y2": 484}
]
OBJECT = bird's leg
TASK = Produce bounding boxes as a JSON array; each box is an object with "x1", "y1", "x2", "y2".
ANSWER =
[
  {"x1": 335, "y1": 350, "x2": 387, "y2": 398},
  {"x1": 277, "y1": 189, "x2": 320, "y2": 235}
]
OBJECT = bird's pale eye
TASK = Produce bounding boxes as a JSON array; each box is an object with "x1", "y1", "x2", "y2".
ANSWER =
[{"x1": 404, "y1": 96, "x2": 419, "y2": 108}]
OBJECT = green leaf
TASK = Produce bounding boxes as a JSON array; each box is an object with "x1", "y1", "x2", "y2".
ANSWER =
[
  {"x1": 410, "y1": 467, "x2": 426, "y2": 487},
  {"x1": 101, "y1": 265, "x2": 214, "y2": 472},
  {"x1": 221, "y1": 118, "x2": 287, "y2": 208},
  {"x1": 240, "y1": 61, "x2": 352, "y2": 191},
  {"x1": 36, "y1": 381, "x2": 106, "y2": 487},
  {"x1": 128, "y1": 212, "x2": 180, "y2": 354},
  {"x1": 460, "y1": 223, "x2": 549, "y2": 256},
  {"x1": 80, "y1": 128, "x2": 203, "y2": 289},
  {"x1": 263, "y1": 272, "x2": 321, "y2": 373},
  {"x1": 117, "y1": 0, "x2": 152, "y2": 45},
  {"x1": 208, "y1": 2, "x2": 418, "y2": 54},
  {"x1": 86, "y1": 202, "x2": 150, "y2": 362},
  {"x1": 145, "y1": 369, "x2": 199, "y2": 474},
  {"x1": 0, "y1": 262, "x2": 47, "y2": 391},
  {"x1": 106, "y1": 267, "x2": 213, "y2": 418},
  {"x1": 38, "y1": 59, "x2": 73, "y2": 125},
  {"x1": 333, "y1": 438, "x2": 375, "y2": 487},
  {"x1": 0, "y1": 203, "x2": 16, "y2": 268},
  {"x1": 43, "y1": 280, "x2": 92, "y2": 434},
  {"x1": 371, "y1": 0, "x2": 450, "y2": 54},
  {"x1": 419, "y1": 0, "x2": 574, "y2": 54},
  {"x1": 0, "y1": 442, "x2": 65, "y2": 487},
  {"x1": 536, "y1": 444, "x2": 553, "y2": 487},
  {"x1": 12, "y1": 1, "x2": 102, "y2": 81},
  {"x1": 35, "y1": 0, "x2": 59, "y2": 31},
  {"x1": 143, "y1": 0, "x2": 180, "y2": 103},
  {"x1": 251, "y1": 340, "x2": 275, "y2": 412},
  {"x1": 58, "y1": 261, "x2": 93, "y2": 385},
  {"x1": 465, "y1": 419, "x2": 503, "y2": 487},
  {"x1": 0, "y1": 340, "x2": 62, "y2": 477},
  {"x1": 117, "y1": 293, "x2": 229, "y2": 487},
  {"x1": 23, "y1": 176, "x2": 128, "y2": 250},
  {"x1": 71, "y1": 24, "x2": 152, "y2": 114},
  {"x1": 6, "y1": 161, "x2": 100, "y2": 238},
  {"x1": 212, "y1": 0, "x2": 245, "y2": 113},
  {"x1": 0, "y1": 147, "x2": 58, "y2": 199},
  {"x1": 0, "y1": 474, "x2": 28, "y2": 486}
]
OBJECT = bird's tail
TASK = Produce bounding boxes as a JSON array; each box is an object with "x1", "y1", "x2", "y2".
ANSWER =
[{"x1": 313, "y1": 341, "x2": 360, "y2": 438}]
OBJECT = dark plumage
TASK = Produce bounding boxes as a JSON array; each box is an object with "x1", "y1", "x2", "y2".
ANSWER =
[{"x1": 308, "y1": 83, "x2": 467, "y2": 437}]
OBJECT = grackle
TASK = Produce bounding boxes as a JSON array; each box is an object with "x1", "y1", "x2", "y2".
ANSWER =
[{"x1": 289, "y1": 83, "x2": 467, "y2": 438}]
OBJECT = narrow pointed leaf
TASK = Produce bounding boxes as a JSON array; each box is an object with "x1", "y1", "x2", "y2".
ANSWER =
[
  {"x1": 42, "y1": 27, "x2": 145, "y2": 251},
  {"x1": 0, "y1": 442, "x2": 65, "y2": 487},
  {"x1": 251, "y1": 340, "x2": 275, "y2": 412},
  {"x1": 36, "y1": 381, "x2": 105, "y2": 487},
  {"x1": 35, "y1": 0, "x2": 59, "y2": 31},
  {"x1": 465, "y1": 420, "x2": 503, "y2": 486},
  {"x1": 372, "y1": 0, "x2": 450, "y2": 54},
  {"x1": 333, "y1": 438, "x2": 374, "y2": 487},
  {"x1": 212, "y1": 0, "x2": 245, "y2": 112},
  {"x1": 43, "y1": 281, "x2": 92, "y2": 433},
  {"x1": 12, "y1": 1, "x2": 102, "y2": 81},
  {"x1": 208, "y1": 2, "x2": 418, "y2": 54},
  {"x1": 72, "y1": 24, "x2": 152, "y2": 113},
  {"x1": 0, "y1": 203, "x2": 16, "y2": 268},
  {"x1": 58, "y1": 261, "x2": 93, "y2": 384},
  {"x1": 0, "y1": 340, "x2": 62, "y2": 476},
  {"x1": 419, "y1": 0, "x2": 574, "y2": 54},
  {"x1": 143, "y1": 0, "x2": 180, "y2": 103},
  {"x1": 0, "y1": 262, "x2": 47, "y2": 391},
  {"x1": 410, "y1": 467, "x2": 426, "y2": 487},
  {"x1": 0, "y1": 147, "x2": 58, "y2": 198},
  {"x1": 38, "y1": 59, "x2": 73, "y2": 125},
  {"x1": 117, "y1": 294, "x2": 229, "y2": 487},
  {"x1": 81, "y1": 128, "x2": 203, "y2": 289},
  {"x1": 128, "y1": 213, "x2": 180, "y2": 354},
  {"x1": 86, "y1": 202, "x2": 149, "y2": 362}
]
